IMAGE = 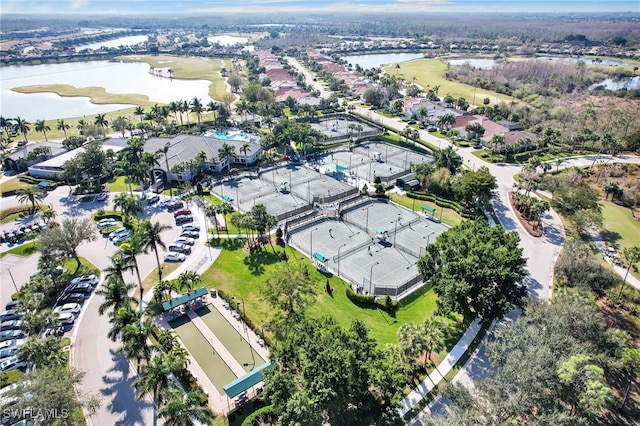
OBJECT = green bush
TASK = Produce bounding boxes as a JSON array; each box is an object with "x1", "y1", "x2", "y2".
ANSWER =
[
  {"x1": 100, "y1": 225, "x2": 120, "y2": 235},
  {"x1": 0, "y1": 205, "x2": 41, "y2": 220},
  {"x1": 0, "y1": 369, "x2": 23, "y2": 388},
  {"x1": 93, "y1": 212, "x2": 123, "y2": 222},
  {"x1": 241, "y1": 405, "x2": 277, "y2": 426},
  {"x1": 346, "y1": 286, "x2": 375, "y2": 304}
]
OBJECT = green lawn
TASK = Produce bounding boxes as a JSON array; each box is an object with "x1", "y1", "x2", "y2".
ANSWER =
[
  {"x1": 201, "y1": 238, "x2": 451, "y2": 346},
  {"x1": 389, "y1": 193, "x2": 464, "y2": 227},
  {"x1": 386, "y1": 58, "x2": 514, "y2": 105},
  {"x1": 0, "y1": 241, "x2": 38, "y2": 258},
  {"x1": 106, "y1": 176, "x2": 140, "y2": 194},
  {"x1": 0, "y1": 177, "x2": 29, "y2": 195},
  {"x1": 600, "y1": 200, "x2": 640, "y2": 279}
]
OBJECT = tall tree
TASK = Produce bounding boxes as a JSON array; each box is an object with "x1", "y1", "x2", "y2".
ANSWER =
[
  {"x1": 96, "y1": 277, "x2": 137, "y2": 316},
  {"x1": 16, "y1": 185, "x2": 45, "y2": 213},
  {"x1": 137, "y1": 220, "x2": 170, "y2": 282},
  {"x1": 217, "y1": 142, "x2": 236, "y2": 175},
  {"x1": 13, "y1": 116, "x2": 30, "y2": 142},
  {"x1": 56, "y1": 119, "x2": 70, "y2": 140},
  {"x1": 38, "y1": 217, "x2": 97, "y2": 272},
  {"x1": 34, "y1": 119, "x2": 50, "y2": 141},
  {"x1": 262, "y1": 261, "x2": 317, "y2": 317},
  {"x1": 158, "y1": 387, "x2": 214, "y2": 426},
  {"x1": 157, "y1": 142, "x2": 173, "y2": 197},
  {"x1": 119, "y1": 318, "x2": 154, "y2": 374},
  {"x1": 94, "y1": 113, "x2": 108, "y2": 134},
  {"x1": 418, "y1": 220, "x2": 528, "y2": 324},
  {"x1": 190, "y1": 97, "x2": 204, "y2": 131}
]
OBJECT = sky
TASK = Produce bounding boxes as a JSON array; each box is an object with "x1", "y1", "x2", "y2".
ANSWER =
[{"x1": 0, "y1": 0, "x2": 638, "y2": 15}]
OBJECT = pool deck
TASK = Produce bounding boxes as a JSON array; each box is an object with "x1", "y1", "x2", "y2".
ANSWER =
[{"x1": 157, "y1": 293, "x2": 270, "y2": 415}]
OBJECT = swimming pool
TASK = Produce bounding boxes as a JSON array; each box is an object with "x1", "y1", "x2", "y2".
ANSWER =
[{"x1": 214, "y1": 131, "x2": 248, "y2": 141}]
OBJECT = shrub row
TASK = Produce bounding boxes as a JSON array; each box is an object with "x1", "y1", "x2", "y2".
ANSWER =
[
  {"x1": 345, "y1": 287, "x2": 399, "y2": 313},
  {"x1": 18, "y1": 175, "x2": 61, "y2": 188},
  {"x1": 0, "y1": 205, "x2": 41, "y2": 220},
  {"x1": 406, "y1": 191, "x2": 474, "y2": 218},
  {"x1": 240, "y1": 405, "x2": 277, "y2": 426}
]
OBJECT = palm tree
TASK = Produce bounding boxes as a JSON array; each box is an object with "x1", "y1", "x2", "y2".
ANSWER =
[
  {"x1": 219, "y1": 201, "x2": 235, "y2": 236},
  {"x1": 13, "y1": 116, "x2": 30, "y2": 142},
  {"x1": 190, "y1": 97, "x2": 204, "y2": 131},
  {"x1": 18, "y1": 335, "x2": 66, "y2": 368},
  {"x1": 422, "y1": 317, "x2": 447, "y2": 367},
  {"x1": 107, "y1": 305, "x2": 140, "y2": 342},
  {"x1": 137, "y1": 220, "x2": 170, "y2": 282},
  {"x1": 207, "y1": 100, "x2": 219, "y2": 126},
  {"x1": 76, "y1": 119, "x2": 87, "y2": 135},
  {"x1": 104, "y1": 252, "x2": 132, "y2": 287},
  {"x1": 240, "y1": 142, "x2": 251, "y2": 161},
  {"x1": 158, "y1": 387, "x2": 214, "y2": 426},
  {"x1": 0, "y1": 116, "x2": 14, "y2": 141},
  {"x1": 120, "y1": 317, "x2": 154, "y2": 373},
  {"x1": 111, "y1": 116, "x2": 128, "y2": 138},
  {"x1": 96, "y1": 278, "x2": 137, "y2": 316},
  {"x1": 465, "y1": 122, "x2": 485, "y2": 140},
  {"x1": 205, "y1": 204, "x2": 221, "y2": 237},
  {"x1": 34, "y1": 119, "x2": 50, "y2": 141},
  {"x1": 133, "y1": 353, "x2": 175, "y2": 405},
  {"x1": 236, "y1": 100, "x2": 249, "y2": 123},
  {"x1": 180, "y1": 100, "x2": 190, "y2": 126},
  {"x1": 94, "y1": 113, "x2": 108, "y2": 135},
  {"x1": 142, "y1": 151, "x2": 161, "y2": 186},
  {"x1": 177, "y1": 271, "x2": 201, "y2": 292},
  {"x1": 436, "y1": 113, "x2": 456, "y2": 131},
  {"x1": 434, "y1": 146, "x2": 463, "y2": 174},
  {"x1": 397, "y1": 323, "x2": 425, "y2": 371},
  {"x1": 218, "y1": 142, "x2": 236, "y2": 175},
  {"x1": 134, "y1": 106, "x2": 145, "y2": 126},
  {"x1": 40, "y1": 207, "x2": 57, "y2": 224},
  {"x1": 56, "y1": 119, "x2": 70, "y2": 140},
  {"x1": 156, "y1": 142, "x2": 173, "y2": 197},
  {"x1": 120, "y1": 237, "x2": 146, "y2": 307},
  {"x1": 17, "y1": 185, "x2": 45, "y2": 213},
  {"x1": 113, "y1": 193, "x2": 143, "y2": 223}
]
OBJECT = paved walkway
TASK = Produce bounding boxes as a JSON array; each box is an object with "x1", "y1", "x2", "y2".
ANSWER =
[{"x1": 398, "y1": 319, "x2": 481, "y2": 416}]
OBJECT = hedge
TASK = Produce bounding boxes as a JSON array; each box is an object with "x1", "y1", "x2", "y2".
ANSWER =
[
  {"x1": 240, "y1": 405, "x2": 277, "y2": 426},
  {"x1": 406, "y1": 191, "x2": 477, "y2": 220},
  {"x1": 0, "y1": 205, "x2": 42, "y2": 220},
  {"x1": 346, "y1": 287, "x2": 398, "y2": 313}
]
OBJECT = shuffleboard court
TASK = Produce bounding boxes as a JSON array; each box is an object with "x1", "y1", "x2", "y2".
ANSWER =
[
  {"x1": 196, "y1": 305, "x2": 265, "y2": 372},
  {"x1": 170, "y1": 315, "x2": 237, "y2": 394}
]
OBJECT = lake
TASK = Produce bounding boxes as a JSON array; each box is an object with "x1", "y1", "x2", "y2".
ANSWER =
[
  {"x1": 76, "y1": 35, "x2": 149, "y2": 51},
  {"x1": 208, "y1": 35, "x2": 248, "y2": 46},
  {"x1": 341, "y1": 53, "x2": 424, "y2": 69},
  {"x1": 446, "y1": 59, "x2": 497, "y2": 69},
  {"x1": 590, "y1": 76, "x2": 640, "y2": 91},
  {"x1": 537, "y1": 56, "x2": 635, "y2": 67},
  {"x1": 1, "y1": 61, "x2": 213, "y2": 121}
]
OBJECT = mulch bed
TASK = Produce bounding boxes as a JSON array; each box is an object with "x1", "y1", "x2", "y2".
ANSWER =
[{"x1": 508, "y1": 192, "x2": 543, "y2": 238}]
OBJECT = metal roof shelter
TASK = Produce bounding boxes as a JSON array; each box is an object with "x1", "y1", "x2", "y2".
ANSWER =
[
  {"x1": 161, "y1": 287, "x2": 207, "y2": 312},
  {"x1": 313, "y1": 252, "x2": 329, "y2": 263},
  {"x1": 223, "y1": 362, "x2": 273, "y2": 398},
  {"x1": 421, "y1": 205, "x2": 436, "y2": 213}
]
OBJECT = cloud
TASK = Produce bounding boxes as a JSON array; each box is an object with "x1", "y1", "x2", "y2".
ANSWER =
[{"x1": 70, "y1": 0, "x2": 89, "y2": 9}]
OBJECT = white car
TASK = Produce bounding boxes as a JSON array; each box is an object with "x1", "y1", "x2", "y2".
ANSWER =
[
  {"x1": 0, "y1": 338, "x2": 26, "y2": 351},
  {"x1": 0, "y1": 356, "x2": 27, "y2": 373},
  {"x1": 97, "y1": 218, "x2": 117, "y2": 229},
  {"x1": 53, "y1": 303, "x2": 82, "y2": 316},
  {"x1": 111, "y1": 233, "x2": 131, "y2": 244},
  {"x1": 164, "y1": 251, "x2": 186, "y2": 262},
  {"x1": 71, "y1": 274, "x2": 99, "y2": 286},
  {"x1": 57, "y1": 312, "x2": 75, "y2": 326},
  {"x1": 108, "y1": 227, "x2": 128, "y2": 239},
  {"x1": 96, "y1": 193, "x2": 109, "y2": 202},
  {"x1": 159, "y1": 197, "x2": 178, "y2": 207},
  {"x1": 173, "y1": 236, "x2": 195, "y2": 246},
  {"x1": 181, "y1": 224, "x2": 200, "y2": 232}
]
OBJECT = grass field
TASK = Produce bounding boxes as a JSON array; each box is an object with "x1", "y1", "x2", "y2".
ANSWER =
[
  {"x1": 201, "y1": 238, "x2": 455, "y2": 346},
  {"x1": 0, "y1": 177, "x2": 29, "y2": 195},
  {"x1": 385, "y1": 58, "x2": 514, "y2": 106},
  {"x1": 0, "y1": 241, "x2": 38, "y2": 258},
  {"x1": 388, "y1": 193, "x2": 464, "y2": 227},
  {"x1": 12, "y1": 85, "x2": 156, "y2": 107},
  {"x1": 601, "y1": 200, "x2": 640, "y2": 279}
]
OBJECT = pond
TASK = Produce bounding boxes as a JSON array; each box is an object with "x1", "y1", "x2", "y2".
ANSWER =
[
  {"x1": 537, "y1": 56, "x2": 635, "y2": 67},
  {"x1": 2, "y1": 60, "x2": 213, "y2": 121},
  {"x1": 446, "y1": 59, "x2": 497, "y2": 69},
  {"x1": 76, "y1": 35, "x2": 149, "y2": 51},
  {"x1": 590, "y1": 76, "x2": 640, "y2": 91},
  {"x1": 341, "y1": 52, "x2": 424, "y2": 70},
  {"x1": 208, "y1": 35, "x2": 248, "y2": 46}
]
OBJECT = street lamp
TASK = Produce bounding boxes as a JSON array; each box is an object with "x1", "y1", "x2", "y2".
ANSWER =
[
  {"x1": 337, "y1": 243, "x2": 347, "y2": 277},
  {"x1": 363, "y1": 205, "x2": 372, "y2": 233},
  {"x1": 369, "y1": 261, "x2": 380, "y2": 296},
  {"x1": 392, "y1": 214, "x2": 402, "y2": 245},
  {"x1": 310, "y1": 227, "x2": 319, "y2": 257},
  {"x1": 425, "y1": 231, "x2": 435, "y2": 246}
]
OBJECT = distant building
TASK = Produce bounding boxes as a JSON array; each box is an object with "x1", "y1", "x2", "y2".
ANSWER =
[{"x1": 4, "y1": 141, "x2": 66, "y2": 173}]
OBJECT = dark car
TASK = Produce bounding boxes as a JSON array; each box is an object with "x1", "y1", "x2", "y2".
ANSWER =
[
  {"x1": 473, "y1": 142, "x2": 483, "y2": 149},
  {"x1": 56, "y1": 293, "x2": 86, "y2": 305},
  {"x1": 0, "y1": 320, "x2": 21, "y2": 331},
  {"x1": 427, "y1": 125, "x2": 438, "y2": 132},
  {"x1": 4, "y1": 300, "x2": 19, "y2": 311},
  {"x1": 0, "y1": 310, "x2": 25, "y2": 322},
  {"x1": 0, "y1": 329, "x2": 26, "y2": 343},
  {"x1": 64, "y1": 282, "x2": 93, "y2": 295},
  {"x1": 167, "y1": 201, "x2": 184, "y2": 211},
  {"x1": 180, "y1": 230, "x2": 199, "y2": 239},
  {"x1": 175, "y1": 214, "x2": 193, "y2": 225}
]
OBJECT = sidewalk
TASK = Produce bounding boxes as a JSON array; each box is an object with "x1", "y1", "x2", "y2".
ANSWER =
[{"x1": 398, "y1": 319, "x2": 481, "y2": 416}]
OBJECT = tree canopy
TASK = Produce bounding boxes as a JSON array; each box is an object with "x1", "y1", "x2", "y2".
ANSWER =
[
  {"x1": 264, "y1": 317, "x2": 405, "y2": 426},
  {"x1": 417, "y1": 220, "x2": 528, "y2": 324}
]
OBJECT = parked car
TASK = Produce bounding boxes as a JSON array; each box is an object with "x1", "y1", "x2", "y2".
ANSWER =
[
  {"x1": 159, "y1": 198, "x2": 177, "y2": 207},
  {"x1": 181, "y1": 224, "x2": 200, "y2": 232},
  {"x1": 164, "y1": 252, "x2": 186, "y2": 262},
  {"x1": 146, "y1": 195, "x2": 160, "y2": 205},
  {"x1": 427, "y1": 125, "x2": 438, "y2": 132},
  {"x1": 111, "y1": 232, "x2": 131, "y2": 244},
  {"x1": 0, "y1": 338, "x2": 26, "y2": 351},
  {"x1": 97, "y1": 218, "x2": 117, "y2": 229},
  {"x1": 96, "y1": 193, "x2": 109, "y2": 202},
  {"x1": 173, "y1": 236, "x2": 195, "y2": 246},
  {"x1": 71, "y1": 275, "x2": 99, "y2": 287},
  {"x1": 56, "y1": 293, "x2": 86, "y2": 305},
  {"x1": 168, "y1": 243, "x2": 191, "y2": 254},
  {"x1": 0, "y1": 320, "x2": 21, "y2": 332},
  {"x1": 0, "y1": 329, "x2": 26, "y2": 343},
  {"x1": 4, "y1": 300, "x2": 19, "y2": 311},
  {"x1": 16, "y1": 140, "x2": 27, "y2": 147},
  {"x1": 64, "y1": 282, "x2": 93, "y2": 295},
  {"x1": 472, "y1": 142, "x2": 483, "y2": 149},
  {"x1": 0, "y1": 310, "x2": 25, "y2": 322},
  {"x1": 53, "y1": 303, "x2": 82, "y2": 316},
  {"x1": 0, "y1": 348, "x2": 17, "y2": 362},
  {"x1": 175, "y1": 214, "x2": 193, "y2": 225},
  {"x1": 167, "y1": 201, "x2": 184, "y2": 211},
  {"x1": 180, "y1": 230, "x2": 199, "y2": 239},
  {"x1": 173, "y1": 208, "x2": 192, "y2": 218},
  {"x1": 57, "y1": 312, "x2": 75, "y2": 326},
  {"x1": 108, "y1": 227, "x2": 128, "y2": 239},
  {"x1": 0, "y1": 356, "x2": 27, "y2": 373}
]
